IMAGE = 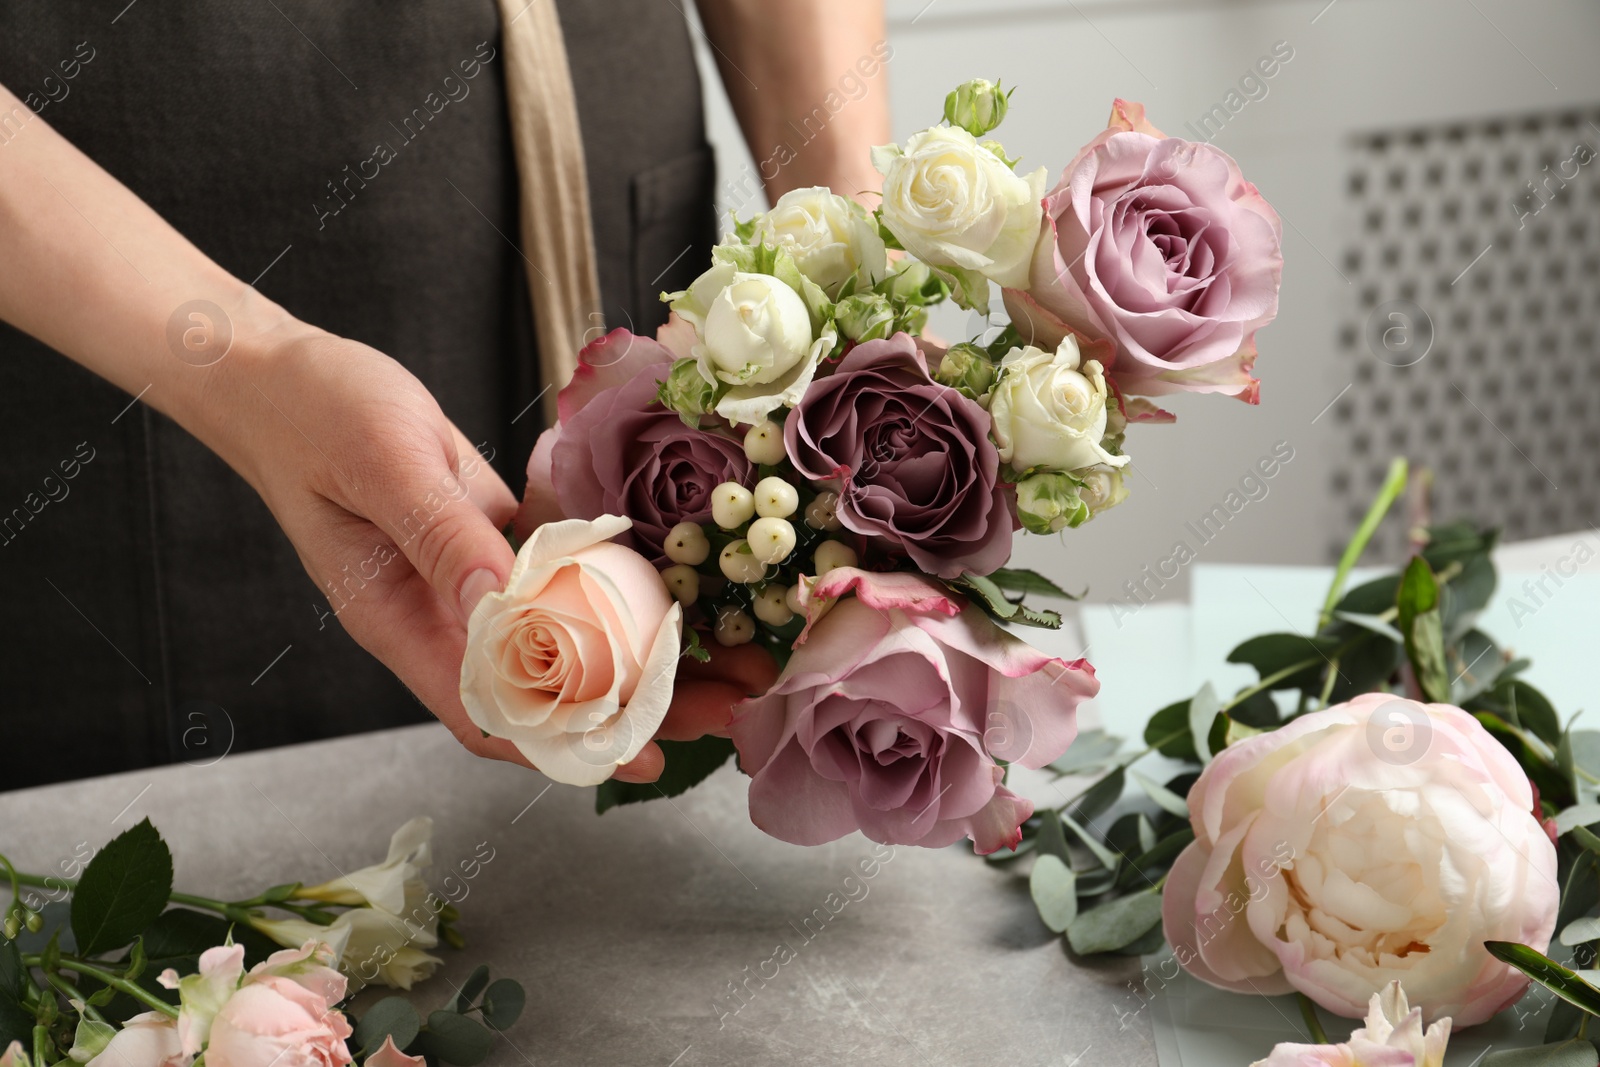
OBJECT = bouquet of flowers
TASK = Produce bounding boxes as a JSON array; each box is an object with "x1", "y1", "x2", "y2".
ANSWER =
[{"x1": 458, "y1": 82, "x2": 1284, "y2": 856}]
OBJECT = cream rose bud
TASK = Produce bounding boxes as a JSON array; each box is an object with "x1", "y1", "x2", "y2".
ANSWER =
[
  {"x1": 989, "y1": 337, "x2": 1129, "y2": 473},
  {"x1": 871, "y1": 125, "x2": 1047, "y2": 310},
  {"x1": 459, "y1": 515, "x2": 683, "y2": 787},
  {"x1": 754, "y1": 186, "x2": 888, "y2": 298},
  {"x1": 1076, "y1": 464, "x2": 1128, "y2": 515}
]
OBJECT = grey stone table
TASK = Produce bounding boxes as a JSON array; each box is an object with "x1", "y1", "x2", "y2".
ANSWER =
[{"x1": 0, "y1": 723, "x2": 1154, "y2": 1067}]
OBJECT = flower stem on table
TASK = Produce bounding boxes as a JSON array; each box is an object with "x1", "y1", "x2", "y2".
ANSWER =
[{"x1": 1298, "y1": 993, "x2": 1330, "y2": 1044}]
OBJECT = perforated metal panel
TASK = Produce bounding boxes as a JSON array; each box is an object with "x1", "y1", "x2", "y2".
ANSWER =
[{"x1": 1330, "y1": 106, "x2": 1600, "y2": 561}]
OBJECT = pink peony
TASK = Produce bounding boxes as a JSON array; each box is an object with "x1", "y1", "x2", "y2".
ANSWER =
[
  {"x1": 1162, "y1": 693, "x2": 1558, "y2": 1026},
  {"x1": 1251, "y1": 981, "x2": 1451, "y2": 1067},
  {"x1": 730, "y1": 568, "x2": 1096, "y2": 853},
  {"x1": 518, "y1": 327, "x2": 753, "y2": 560},
  {"x1": 1005, "y1": 99, "x2": 1283, "y2": 402}
]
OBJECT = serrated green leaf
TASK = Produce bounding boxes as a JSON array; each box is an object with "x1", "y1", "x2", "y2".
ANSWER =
[
  {"x1": 595, "y1": 736, "x2": 736, "y2": 814},
  {"x1": 1028, "y1": 854, "x2": 1078, "y2": 933},
  {"x1": 71, "y1": 818, "x2": 174, "y2": 957},
  {"x1": 986, "y1": 567, "x2": 1080, "y2": 600},
  {"x1": 1065, "y1": 889, "x2": 1163, "y2": 956},
  {"x1": 356, "y1": 996, "x2": 421, "y2": 1053},
  {"x1": 480, "y1": 979, "x2": 525, "y2": 1032},
  {"x1": 419, "y1": 1010, "x2": 495, "y2": 1066}
]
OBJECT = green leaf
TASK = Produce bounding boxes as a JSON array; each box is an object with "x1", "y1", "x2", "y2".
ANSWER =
[
  {"x1": 71, "y1": 818, "x2": 175, "y2": 957},
  {"x1": 985, "y1": 567, "x2": 1080, "y2": 600},
  {"x1": 452, "y1": 964, "x2": 491, "y2": 1012},
  {"x1": 419, "y1": 1010, "x2": 496, "y2": 1066},
  {"x1": 1481, "y1": 1041, "x2": 1599, "y2": 1067},
  {"x1": 1066, "y1": 767, "x2": 1125, "y2": 825},
  {"x1": 1059, "y1": 810, "x2": 1120, "y2": 872},
  {"x1": 1028, "y1": 854, "x2": 1078, "y2": 933},
  {"x1": 1116, "y1": 828, "x2": 1195, "y2": 891},
  {"x1": 1451, "y1": 629, "x2": 1501, "y2": 703},
  {"x1": 1484, "y1": 941, "x2": 1600, "y2": 1016},
  {"x1": 0, "y1": 991, "x2": 29, "y2": 1053},
  {"x1": 594, "y1": 736, "x2": 736, "y2": 814},
  {"x1": 1556, "y1": 806, "x2": 1600, "y2": 836},
  {"x1": 355, "y1": 996, "x2": 421, "y2": 1054},
  {"x1": 1048, "y1": 729, "x2": 1123, "y2": 776},
  {"x1": 1329, "y1": 610, "x2": 1404, "y2": 644},
  {"x1": 1398, "y1": 557, "x2": 1450, "y2": 703},
  {"x1": 480, "y1": 979, "x2": 526, "y2": 1032},
  {"x1": 1516, "y1": 683, "x2": 1564, "y2": 748},
  {"x1": 1561, "y1": 917, "x2": 1600, "y2": 948},
  {"x1": 1065, "y1": 889, "x2": 1163, "y2": 956},
  {"x1": 1033, "y1": 810, "x2": 1070, "y2": 865},
  {"x1": 1227, "y1": 635, "x2": 1335, "y2": 694},
  {"x1": 1129, "y1": 770, "x2": 1189, "y2": 818},
  {"x1": 1476, "y1": 714, "x2": 1572, "y2": 810},
  {"x1": 1145, "y1": 700, "x2": 1198, "y2": 762},
  {"x1": 135, "y1": 907, "x2": 279, "y2": 968},
  {"x1": 1189, "y1": 683, "x2": 1221, "y2": 764},
  {"x1": 0, "y1": 937, "x2": 24, "y2": 1002},
  {"x1": 952, "y1": 573, "x2": 1061, "y2": 629}
]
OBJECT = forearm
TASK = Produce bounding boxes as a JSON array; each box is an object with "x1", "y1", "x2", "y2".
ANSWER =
[
  {"x1": 696, "y1": 0, "x2": 891, "y2": 203},
  {"x1": 0, "y1": 83, "x2": 301, "y2": 476}
]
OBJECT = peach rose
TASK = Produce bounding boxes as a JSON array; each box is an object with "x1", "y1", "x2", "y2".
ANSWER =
[
  {"x1": 459, "y1": 515, "x2": 682, "y2": 786},
  {"x1": 365, "y1": 1037, "x2": 425, "y2": 1067}
]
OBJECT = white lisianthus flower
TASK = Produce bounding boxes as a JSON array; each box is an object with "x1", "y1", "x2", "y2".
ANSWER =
[
  {"x1": 988, "y1": 337, "x2": 1127, "y2": 473},
  {"x1": 253, "y1": 909, "x2": 442, "y2": 991},
  {"x1": 872, "y1": 125, "x2": 1046, "y2": 311},
  {"x1": 754, "y1": 187, "x2": 888, "y2": 298},
  {"x1": 1251, "y1": 981, "x2": 1451, "y2": 1067},
  {"x1": 669, "y1": 261, "x2": 837, "y2": 426},
  {"x1": 297, "y1": 817, "x2": 431, "y2": 916}
]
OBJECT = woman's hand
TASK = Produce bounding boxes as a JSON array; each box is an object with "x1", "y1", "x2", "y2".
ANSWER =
[{"x1": 208, "y1": 324, "x2": 538, "y2": 764}]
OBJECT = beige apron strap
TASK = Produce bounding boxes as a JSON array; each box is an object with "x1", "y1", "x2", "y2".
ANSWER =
[{"x1": 496, "y1": 0, "x2": 603, "y2": 424}]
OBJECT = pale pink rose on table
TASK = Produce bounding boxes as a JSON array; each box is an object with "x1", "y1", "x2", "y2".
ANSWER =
[
  {"x1": 1162, "y1": 693, "x2": 1557, "y2": 1027},
  {"x1": 730, "y1": 568, "x2": 1096, "y2": 854},
  {"x1": 1252, "y1": 981, "x2": 1451, "y2": 1067},
  {"x1": 1005, "y1": 99, "x2": 1283, "y2": 402},
  {"x1": 460, "y1": 514, "x2": 682, "y2": 786},
  {"x1": 81, "y1": 1014, "x2": 188, "y2": 1067}
]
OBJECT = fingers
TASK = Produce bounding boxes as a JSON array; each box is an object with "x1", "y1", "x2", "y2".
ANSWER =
[
  {"x1": 681, "y1": 642, "x2": 782, "y2": 694},
  {"x1": 447, "y1": 424, "x2": 519, "y2": 530},
  {"x1": 614, "y1": 742, "x2": 664, "y2": 784},
  {"x1": 654, "y1": 680, "x2": 755, "y2": 742},
  {"x1": 380, "y1": 461, "x2": 518, "y2": 626}
]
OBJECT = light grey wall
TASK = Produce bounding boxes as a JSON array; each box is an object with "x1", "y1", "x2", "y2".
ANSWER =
[{"x1": 686, "y1": 0, "x2": 1600, "y2": 610}]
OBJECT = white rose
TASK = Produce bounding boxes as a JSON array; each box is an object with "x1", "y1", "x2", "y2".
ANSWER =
[
  {"x1": 297, "y1": 817, "x2": 431, "y2": 915},
  {"x1": 988, "y1": 337, "x2": 1128, "y2": 472},
  {"x1": 672, "y1": 261, "x2": 836, "y2": 426},
  {"x1": 459, "y1": 515, "x2": 682, "y2": 786},
  {"x1": 1075, "y1": 464, "x2": 1128, "y2": 515},
  {"x1": 754, "y1": 186, "x2": 888, "y2": 298},
  {"x1": 872, "y1": 125, "x2": 1046, "y2": 309}
]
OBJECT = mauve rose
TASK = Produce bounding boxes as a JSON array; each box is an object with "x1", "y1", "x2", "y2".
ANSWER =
[
  {"x1": 730, "y1": 568, "x2": 1097, "y2": 853},
  {"x1": 518, "y1": 326, "x2": 753, "y2": 558},
  {"x1": 1005, "y1": 99, "x2": 1283, "y2": 402},
  {"x1": 784, "y1": 333, "x2": 1012, "y2": 579}
]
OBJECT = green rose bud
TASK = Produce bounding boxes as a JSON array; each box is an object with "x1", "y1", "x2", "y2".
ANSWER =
[
  {"x1": 944, "y1": 78, "x2": 1010, "y2": 138},
  {"x1": 933, "y1": 342, "x2": 998, "y2": 402},
  {"x1": 834, "y1": 292, "x2": 897, "y2": 343},
  {"x1": 879, "y1": 258, "x2": 936, "y2": 304},
  {"x1": 657, "y1": 357, "x2": 719, "y2": 423},
  {"x1": 1015, "y1": 471, "x2": 1089, "y2": 534}
]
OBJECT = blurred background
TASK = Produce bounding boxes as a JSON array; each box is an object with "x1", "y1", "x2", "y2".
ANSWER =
[{"x1": 689, "y1": 0, "x2": 1600, "y2": 613}]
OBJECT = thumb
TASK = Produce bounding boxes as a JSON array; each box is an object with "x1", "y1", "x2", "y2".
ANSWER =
[{"x1": 387, "y1": 462, "x2": 518, "y2": 626}]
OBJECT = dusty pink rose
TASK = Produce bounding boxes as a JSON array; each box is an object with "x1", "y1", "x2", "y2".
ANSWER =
[
  {"x1": 1005, "y1": 99, "x2": 1283, "y2": 402},
  {"x1": 518, "y1": 326, "x2": 753, "y2": 559},
  {"x1": 730, "y1": 568, "x2": 1097, "y2": 853},
  {"x1": 1162, "y1": 693, "x2": 1557, "y2": 1027},
  {"x1": 784, "y1": 333, "x2": 1012, "y2": 579}
]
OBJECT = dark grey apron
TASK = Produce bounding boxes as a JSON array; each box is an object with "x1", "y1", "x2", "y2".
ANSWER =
[{"x1": 0, "y1": 1, "x2": 717, "y2": 788}]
